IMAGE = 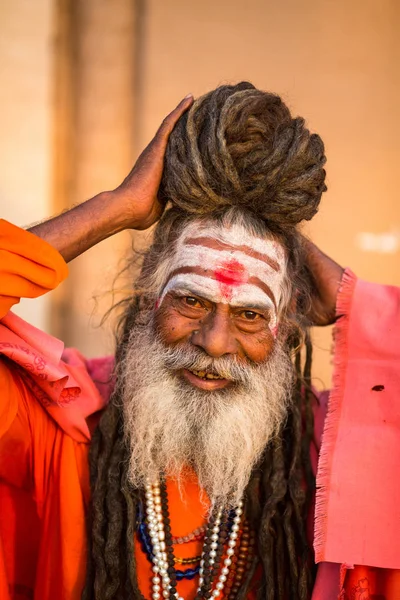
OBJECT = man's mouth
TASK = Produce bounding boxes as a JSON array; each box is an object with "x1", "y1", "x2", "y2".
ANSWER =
[
  {"x1": 181, "y1": 368, "x2": 231, "y2": 390},
  {"x1": 189, "y1": 369, "x2": 225, "y2": 380}
]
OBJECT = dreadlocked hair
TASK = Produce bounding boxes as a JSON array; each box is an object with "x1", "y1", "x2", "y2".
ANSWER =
[{"x1": 83, "y1": 82, "x2": 327, "y2": 600}]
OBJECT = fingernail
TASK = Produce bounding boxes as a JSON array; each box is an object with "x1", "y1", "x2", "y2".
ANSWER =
[{"x1": 184, "y1": 93, "x2": 193, "y2": 100}]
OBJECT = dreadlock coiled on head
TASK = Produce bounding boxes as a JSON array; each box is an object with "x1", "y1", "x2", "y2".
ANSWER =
[
  {"x1": 83, "y1": 82, "x2": 327, "y2": 600},
  {"x1": 160, "y1": 81, "x2": 326, "y2": 227}
]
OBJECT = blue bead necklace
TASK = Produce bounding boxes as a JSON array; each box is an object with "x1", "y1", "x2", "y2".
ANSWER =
[{"x1": 137, "y1": 500, "x2": 201, "y2": 581}]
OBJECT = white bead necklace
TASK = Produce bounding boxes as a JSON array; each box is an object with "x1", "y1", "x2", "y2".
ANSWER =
[{"x1": 144, "y1": 479, "x2": 243, "y2": 600}]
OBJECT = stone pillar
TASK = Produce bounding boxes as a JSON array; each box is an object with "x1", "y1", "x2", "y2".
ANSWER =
[{"x1": 52, "y1": 0, "x2": 138, "y2": 355}]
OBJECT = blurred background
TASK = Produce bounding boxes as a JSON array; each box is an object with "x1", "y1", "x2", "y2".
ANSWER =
[{"x1": 1, "y1": 0, "x2": 399, "y2": 389}]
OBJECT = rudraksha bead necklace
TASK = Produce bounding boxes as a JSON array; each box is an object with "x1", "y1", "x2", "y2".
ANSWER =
[
  {"x1": 172, "y1": 526, "x2": 206, "y2": 545},
  {"x1": 144, "y1": 478, "x2": 244, "y2": 600},
  {"x1": 224, "y1": 521, "x2": 255, "y2": 599}
]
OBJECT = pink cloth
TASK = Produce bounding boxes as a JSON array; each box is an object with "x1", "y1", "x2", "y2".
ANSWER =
[
  {"x1": 315, "y1": 269, "x2": 400, "y2": 569},
  {"x1": 0, "y1": 311, "x2": 113, "y2": 442}
]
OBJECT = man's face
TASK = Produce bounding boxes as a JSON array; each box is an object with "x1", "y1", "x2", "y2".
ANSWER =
[
  {"x1": 155, "y1": 293, "x2": 275, "y2": 391},
  {"x1": 121, "y1": 220, "x2": 292, "y2": 506},
  {"x1": 154, "y1": 222, "x2": 287, "y2": 391}
]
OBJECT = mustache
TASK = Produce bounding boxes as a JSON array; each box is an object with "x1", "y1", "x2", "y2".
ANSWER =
[{"x1": 159, "y1": 342, "x2": 258, "y2": 385}]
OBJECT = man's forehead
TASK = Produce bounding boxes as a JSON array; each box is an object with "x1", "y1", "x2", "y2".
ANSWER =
[
  {"x1": 176, "y1": 221, "x2": 286, "y2": 264},
  {"x1": 157, "y1": 221, "x2": 287, "y2": 329}
]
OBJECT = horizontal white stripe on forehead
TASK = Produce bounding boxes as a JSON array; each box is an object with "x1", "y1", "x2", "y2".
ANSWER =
[
  {"x1": 160, "y1": 273, "x2": 277, "y2": 328},
  {"x1": 169, "y1": 245, "x2": 283, "y2": 305},
  {"x1": 177, "y1": 221, "x2": 286, "y2": 265}
]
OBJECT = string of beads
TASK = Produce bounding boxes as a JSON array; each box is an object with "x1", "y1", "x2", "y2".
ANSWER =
[
  {"x1": 138, "y1": 500, "x2": 201, "y2": 581},
  {"x1": 172, "y1": 526, "x2": 206, "y2": 545},
  {"x1": 174, "y1": 555, "x2": 202, "y2": 565},
  {"x1": 223, "y1": 522, "x2": 255, "y2": 599},
  {"x1": 144, "y1": 478, "x2": 245, "y2": 600}
]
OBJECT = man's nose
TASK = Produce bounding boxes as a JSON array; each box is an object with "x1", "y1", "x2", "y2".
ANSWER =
[{"x1": 191, "y1": 311, "x2": 238, "y2": 358}]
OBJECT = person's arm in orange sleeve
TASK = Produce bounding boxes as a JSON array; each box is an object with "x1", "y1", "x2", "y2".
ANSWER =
[
  {"x1": 0, "y1": 220, "x2": 69, "y2": 319},
  {"x1": 0, "y1": 220, "x2": 68, "y2": 449}
]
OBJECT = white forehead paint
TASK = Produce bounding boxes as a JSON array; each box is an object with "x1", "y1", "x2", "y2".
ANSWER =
[
  {"x1": 163, "y1": 275, "x2": 275, "y2": 309},
  {"x1": 158, "y1": 222, "x2": 287, "y2": 333}
]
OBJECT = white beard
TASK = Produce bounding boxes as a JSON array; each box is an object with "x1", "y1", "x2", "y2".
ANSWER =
[{"x1": 121, "y1": 318, "x2": 294, "y2": 509}]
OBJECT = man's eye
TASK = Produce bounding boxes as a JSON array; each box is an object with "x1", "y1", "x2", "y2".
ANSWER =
[
  {"x1": 184, "y1": 296, "x2": 201, "y2": 307},
  {"x1": 241, "y1": 310, "x2": 260, "y2": 321}
]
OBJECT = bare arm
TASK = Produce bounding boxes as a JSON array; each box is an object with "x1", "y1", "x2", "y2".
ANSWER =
[
  {"x1": 29, "y1": 94, "x2": 193, "y2": 263},
  {"x1": 28, "y1": 191, "x2": 130, "y2": 263}
]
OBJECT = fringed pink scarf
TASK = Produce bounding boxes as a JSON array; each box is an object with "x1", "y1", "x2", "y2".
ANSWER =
[{"x1": 312, "y1": 269, "x2": 400, "y2": 599}]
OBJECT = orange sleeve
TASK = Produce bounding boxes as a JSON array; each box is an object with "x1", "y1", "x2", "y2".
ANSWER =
[
  {"x1": 0, "y1": 361, "x2": 18, "y2": 442},
  {"x1": 0, "y1": 219, "x2": 68, "y2": 319},
  {"x1": 0, "y1": 360, "x2": 32, "y2": 492}
]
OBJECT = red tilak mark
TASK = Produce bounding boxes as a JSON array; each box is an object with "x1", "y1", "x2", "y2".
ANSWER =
[
  {"x1": 214, "y1": 259, "x2": 247, "y2": 286},
  {"x1": 214, "y1": 260, "x2": 248, "y2": 301}
]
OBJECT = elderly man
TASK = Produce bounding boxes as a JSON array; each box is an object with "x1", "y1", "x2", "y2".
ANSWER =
[{"x1": 0, "y1": 83, "x2": 399, "y2": 600}]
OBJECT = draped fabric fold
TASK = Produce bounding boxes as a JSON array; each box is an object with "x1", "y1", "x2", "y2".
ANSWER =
[
  {"x1": 0, "y1": 311, "x2": 111, "y2": 443},
  {"x1": 315, "y1": 269, "x2": 400, "y2": 569}
]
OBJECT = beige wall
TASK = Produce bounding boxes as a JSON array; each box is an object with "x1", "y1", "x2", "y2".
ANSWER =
[
  {"x1": 0, "y1": 0, "x2": 399, "y2": 388},
  {"x1": 0, "y1": 0, "x2": 54, "y2": 330}
]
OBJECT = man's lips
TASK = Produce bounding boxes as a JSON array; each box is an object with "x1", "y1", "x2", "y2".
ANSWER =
[{"x1": 181, "y1": 368, "x2": 231, "y2": 390}]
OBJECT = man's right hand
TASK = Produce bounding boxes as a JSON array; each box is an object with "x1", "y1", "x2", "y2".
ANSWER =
[
  {"x1": 28, "y1": 94, "x2": 193, "y2": 262},
  {"x1": 113, "y1": 94, "x2": 194, "y2": 231}
]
